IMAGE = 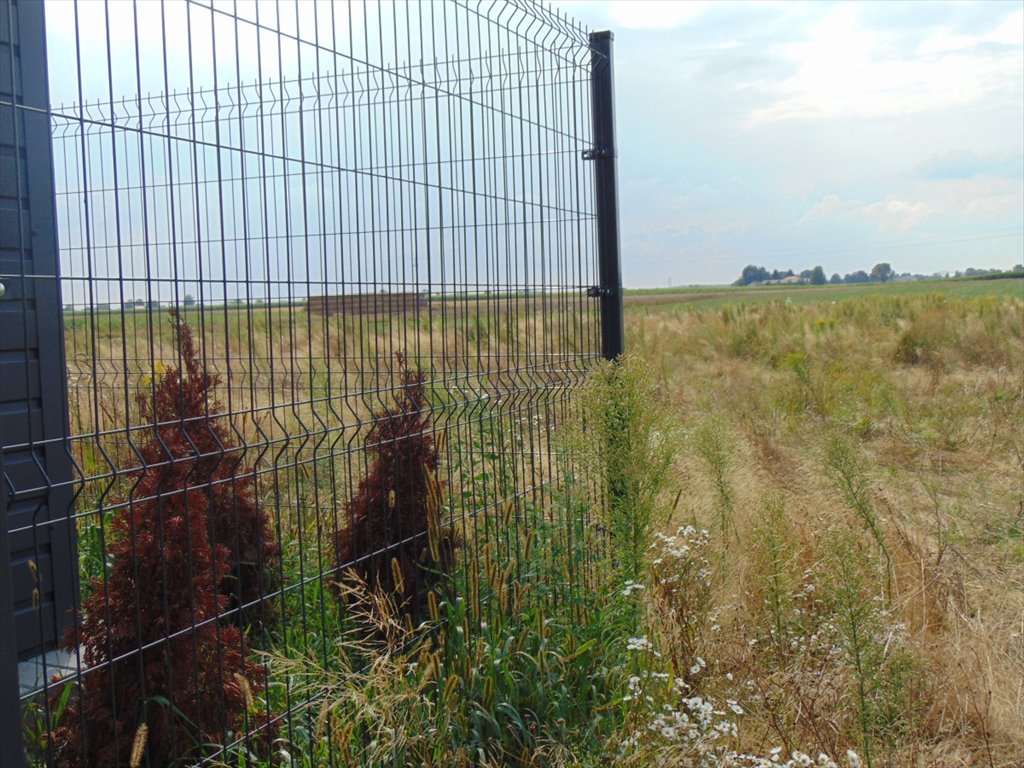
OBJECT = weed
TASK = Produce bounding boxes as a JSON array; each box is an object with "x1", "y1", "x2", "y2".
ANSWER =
[
  {"x1": 575, "y1": 356, "x2": 675, "y2": 582},
  {"x1": 825, "y1": 437, "x2": 894, "y2": 603},
  {"x1": 693, "y1": 417, "x2": 736, "y2": 545},
  {"x1": 820, "y1": 531, "x2": 916, "y2": 768},
  {"x1": 750, "y1": 493, "x2": 799, "y2": 657},
  {"x1": 647, "y1": 524, "x2": 714, "y2": 686}
]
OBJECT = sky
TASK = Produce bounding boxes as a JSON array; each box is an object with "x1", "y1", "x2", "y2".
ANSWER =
[
  {"x1": 551, "y1": 0, "x2": 1024, "y2": 286},
  {"x1": 40, "y1": 0, "x2": 1024, "y2": 294}
]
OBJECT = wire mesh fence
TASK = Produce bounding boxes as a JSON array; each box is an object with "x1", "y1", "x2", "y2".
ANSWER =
[{"x1": 1, "y1": 0, "x2": 617, "y2": 764}]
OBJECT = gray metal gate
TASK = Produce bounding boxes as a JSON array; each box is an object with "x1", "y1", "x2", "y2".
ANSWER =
[{"x1": 0, "y1": 0, "x2": 76, "y2": 693}]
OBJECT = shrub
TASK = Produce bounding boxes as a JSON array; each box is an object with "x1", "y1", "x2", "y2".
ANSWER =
[
  {"x1": 333, "y1": 353, "x2": 457, "y2": 623},
  {"x1": 143, "y1": 311, "x2": 279, "y2": 626},
  {"x1": 893, "y1": 311, "x2": 947, "y2": 366},
  {"x1": 49, "y1": 313, "x2": 271, "y2": 766}
]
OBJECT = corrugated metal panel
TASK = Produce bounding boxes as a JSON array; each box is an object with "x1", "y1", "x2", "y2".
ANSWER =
[{"x1": 0, "y1": 0, "x2": 76, "y2": 672}]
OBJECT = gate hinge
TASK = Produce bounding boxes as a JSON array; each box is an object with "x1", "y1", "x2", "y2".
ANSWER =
[
  {"x1": 581, "y1": 147, "x2": 608, "y2": 161},
  {"x1": 587, "y1": 286, "x2": 613, "y2": 298}
]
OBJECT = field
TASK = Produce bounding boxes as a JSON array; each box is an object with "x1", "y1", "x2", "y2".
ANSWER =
[
  {"x1": 33, "y1": 278, "x2": 1022, "y2": 767},
  {"x1": 624, "y1": 275, "x2": 1024, "y2": 310},
  {"x1": 622, "y1": 278, "x2": 1023, "y2": 766}
]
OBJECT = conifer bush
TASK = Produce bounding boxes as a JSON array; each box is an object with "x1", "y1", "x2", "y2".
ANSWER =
[
  {"x1": 143, "y1": 312, "x2": 280, "y2": 626},
  {"x1": 333, "y1": 353, "x2": 457, "y2": 623},
  {"x1": 49, "y1": 312, "x2": 273, "y2": 767}
]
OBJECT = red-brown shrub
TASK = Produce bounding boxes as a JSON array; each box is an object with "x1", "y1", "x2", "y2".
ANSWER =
[
  {"x1": 141, "y1": 312, "x2": 279, "y2": 625},
  {"x1": 50, "y1": 312, "x2": 274, "y2": 766},
  {"x1": 333, "y1": 353, "x2": 457, "y2": 622}
]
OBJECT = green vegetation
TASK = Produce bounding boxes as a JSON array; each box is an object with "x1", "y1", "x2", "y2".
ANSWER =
[
  {"x1": 38, "y1": 284, "x2": 1022, "y2": 767},
  {"x1": 217, "y1": 356, "x2": 681, "y2": 767},
  {"x1": 626, "y1": 287, "x2": 1022, "y2": 766},
  {"x1": 624, "y1": 275, "x2": 1024, "y2": 311}
]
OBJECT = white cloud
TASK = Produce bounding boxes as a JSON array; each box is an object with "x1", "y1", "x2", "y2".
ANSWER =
[
  {"x1": 861, "y1": 198, "x2": 932, "y2": 232},
  {"x1": 745, "y1": 4, "x2": 1023, "y2": 125},
  {"x1": 802, "y1": 193, "x2": 854, "y2": 220},
  {"x1": 607, "y1": 1, "x2": 710, "y2": 31},
  {"x1": 802, "y1": 194, "x2": 931, "y2": 232},
  {"x1": 928, "y1": 177, "x2": 1024, "y2": 220},
  {"x1": 989, "y1": 8, "x2": 1024, "y2": 47}
]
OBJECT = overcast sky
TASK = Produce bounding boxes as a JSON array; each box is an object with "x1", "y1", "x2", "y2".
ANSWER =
[{"x1": 551, "y1": 0, "x2": 1023, "y2": 286}]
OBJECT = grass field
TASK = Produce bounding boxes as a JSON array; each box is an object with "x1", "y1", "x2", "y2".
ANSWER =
[
  {"x1": 624, "y1": 276, "x2": 1024, "y2": 311},
  {"x1": 40, "y1": 277, "x2": 1023, "y2": 767},
  {"x1": 620, "y1": 281, "x2": 1023, "y2": 766}
]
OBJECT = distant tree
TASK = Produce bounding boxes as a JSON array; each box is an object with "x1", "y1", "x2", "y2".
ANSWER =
[
  {"x1": 870, "y1": 262, "x2": 894, "y2": 282},
  {"x1": 799, "y1": 268, "x2": 814, "y2": 280},
  {"x1": 736, "y1": 265, "x2": 770, "y2": 286},
  {"x1": 1012, "y1": 264, "x2": 1023, "y2": 273},
  {"x1": 846, "y1": 270, "x2": 870, "y2": 284},
  {"x1": 810, "y1": 266, "x2": 827, "y2": 285},
  {"x1": 829, "y1": 273, "x2": 842, "y2": 285},
  {"x1": 183, "y1": 293, "x2": 196, "y2": 307}
]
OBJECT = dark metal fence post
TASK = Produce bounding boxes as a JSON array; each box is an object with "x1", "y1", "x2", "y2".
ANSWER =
[{"x1": 589, "y1": 31, "x2": 624, "y2": 360}]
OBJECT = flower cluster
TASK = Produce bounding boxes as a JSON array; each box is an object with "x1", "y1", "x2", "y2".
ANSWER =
[
  {"x1": 619, "y1": 664, "x2": 863, "y2": 768},
  {"x1": 647, "y1": 524, "x2": 715, "y2": 685},
  {"x1": 622, "y1": 579, "x2": 646, "y2": 597},
  {"x1": 626, "y1": 635, "x2": 659, "y2": 655}
]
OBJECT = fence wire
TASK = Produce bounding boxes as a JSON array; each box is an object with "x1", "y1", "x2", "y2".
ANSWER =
[{"x1": 1, "y1": 0, "x2": 609, "y2": 764}]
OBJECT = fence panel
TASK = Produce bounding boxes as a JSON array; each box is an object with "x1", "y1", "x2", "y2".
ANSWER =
[{"x1": 1, "y1": 1, "x2": 614, "y2": 764}]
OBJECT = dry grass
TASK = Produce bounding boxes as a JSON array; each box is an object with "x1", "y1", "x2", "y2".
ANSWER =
[
  {"x1": 58, "y1": 288, "x2": 1021, "y2": 766},
  {"x1": 627, "y1": 291, "x2": 1023, "y2": 767}
]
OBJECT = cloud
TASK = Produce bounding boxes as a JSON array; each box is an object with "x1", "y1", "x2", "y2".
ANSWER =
[
  {"x1": 802, "y1": 193, "x2": 854, "y2": 220},
  {"x1": 606, "y1": 1, "x2": 710, "y2": 31},
  {"x1": 550, "y1": 0, "x2": 1021, "y2": 284},
  {"x1": 802, "y1": 194, "x2": 931, "y2": 232},
  {"x1": 927, "y1": 177, "x2": 1024, "y2": 220},
  {"x1": 743, "y1": 4, "x2": 1023, "y2": 125},
  {"x1": 916, "y1": 151, "x2": 1024, "y2": 180},
  {"x1": 861, "y1": 199, "x2": 932, "y2": 232}
]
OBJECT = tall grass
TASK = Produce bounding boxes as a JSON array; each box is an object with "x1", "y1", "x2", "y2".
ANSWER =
[
  {"x1": 246, "y1": 355, "x2": 677, "y2": 767},
  {"x1": 626, "y1": 291, "x2": 1023, "y2": 766},
  {"x1": 43, "y1": 289, "x2": 1022, "y2": 766}
]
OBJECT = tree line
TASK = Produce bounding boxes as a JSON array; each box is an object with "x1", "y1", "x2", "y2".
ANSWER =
[
  {"x1": 734, "y1": 262, "x2": 1022, "y2": 287},
  {"x1": 734, "y1": 263, "x2": 896, "y2": 286}
]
